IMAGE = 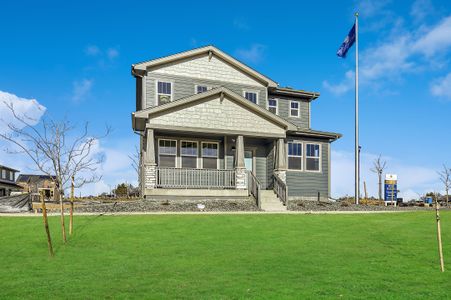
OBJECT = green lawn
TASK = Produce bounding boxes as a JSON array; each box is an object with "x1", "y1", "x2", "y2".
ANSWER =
[{"x1": 0, "y1": 212, "x2": 450, "y2": 299}]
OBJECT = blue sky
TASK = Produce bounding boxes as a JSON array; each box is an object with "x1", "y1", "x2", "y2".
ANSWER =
[{"x1": 1, "y1": 0, "x2": 450, "y2": 198}]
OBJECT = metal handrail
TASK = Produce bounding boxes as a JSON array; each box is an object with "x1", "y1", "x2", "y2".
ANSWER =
[
  {"x1": 273, "y1": 174, "x2": 288, "y2": 206},
  {"x1": 247, "y1": 171, "x2": 261, "y2": 209}
]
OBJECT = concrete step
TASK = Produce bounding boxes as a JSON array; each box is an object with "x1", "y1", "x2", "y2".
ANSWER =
[{"x1": 260, "y1": 190, "x2": 286, "y2": 212}]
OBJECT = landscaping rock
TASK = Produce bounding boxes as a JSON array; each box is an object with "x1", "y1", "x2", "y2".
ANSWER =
[{"x1": 74, "y1": 198, "x2": 260, "y2": 213}]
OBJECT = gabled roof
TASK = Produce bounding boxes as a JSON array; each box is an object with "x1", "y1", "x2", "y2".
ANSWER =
[
  {"x1": 269, "y1": 87, "x2": 320, "y2": 101},
  {"x1": 132, "y1": 87, "x2": 298, "y2": 132},
  {"x1": 291, "y1": 128, "x2": 342, "y2": 141},
  {"x1": 132, "y1": 45, "x2": 278, "y2": 88},
  {"x1": 16, "y1": 174, "x2": 56, "y2": 184},
  {"x1": 0, "y1": 165, "x2": 19, "y2": 172}
]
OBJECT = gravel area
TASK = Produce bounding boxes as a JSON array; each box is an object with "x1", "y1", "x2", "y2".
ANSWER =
[
  {"x1": 287, "y1": 200, "x2": 441, "y2": 211},
  {"x1": 74, "y1": 198, "x2": 260, "y2": 213}
]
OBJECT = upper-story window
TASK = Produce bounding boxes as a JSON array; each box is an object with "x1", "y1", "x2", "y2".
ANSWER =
[
  {"x1": 157, "y1": 81, "x2": 172, "y2": 105},
  {"x1": 290, "y1": 101, "x2": 300, "y2": 117},
  {"x1": 288, "y1": 141, "x2": 303, "y2": 170},
  {"x1": 9, "y1": 171, "x2": 14, "y2": 181},
  {"x1": 306, "y1": 143, "x2": 321, "y2": 172},
  {"x1": 195, "y1": 85, "x2": 208, "y2": 94},
  {"x1": 244, "y1": 91, "x2": 258, "y2": 104},
  {"x1": 1, "y1": 169, "x2": 6, "y2": 179},
  {"x1": 268, "y1": 98, "x2": 278, "y2": 115}
]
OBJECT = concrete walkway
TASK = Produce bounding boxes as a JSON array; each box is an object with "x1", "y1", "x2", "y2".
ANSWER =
[{"x1": 0, "y1": 210, "x2": 419, "y2": 217}]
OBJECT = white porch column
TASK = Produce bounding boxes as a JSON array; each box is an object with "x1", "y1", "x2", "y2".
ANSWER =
[
  {"x1": 274, "y1": 138, "x2": 287, "y2": 183},
  {"x1": 234, "y1": 135, "x2": 246, "y2": 189},
  {"x1": 143, "y1": 128, "x2": 157, "y2": 190}
]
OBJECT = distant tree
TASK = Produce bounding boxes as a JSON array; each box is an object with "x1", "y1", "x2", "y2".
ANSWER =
[
  {"x1": 438, "y1": 164, "x2": 450, "y2": 207},
  {"x1": 0, "y1": 102, "x2": 110, "y2": 243},
  {"x1": 128, "y1": 146, "x2": 141, "y2": 196},
  {"x1": 113, "y1": 183, "x2": 128, "y2": 198},
  {"x1": 371, "y1": 155, "x2": 387, "y2": 200}
]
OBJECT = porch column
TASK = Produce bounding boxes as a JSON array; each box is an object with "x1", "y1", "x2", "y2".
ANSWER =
[
  {"x1": 234, "y1": 135, "x2": 246, "y2": 189},
  {"x1": 274, "y1": 138, "x2": 287, "y2": 183},
  {"x1": 143, "y1": 128, "x2": 157, "y2": 191}
]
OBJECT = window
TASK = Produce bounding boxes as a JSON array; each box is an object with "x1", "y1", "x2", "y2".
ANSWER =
[
  {"x1": 158, "y1": 139, "x2": 177, "y2": 167},
  {"x1": 290, "y1": 101, "x2": 300, "y2": 117},
  {"x1": 195, "y1": 85, "x2": 208, "y2": 94},
  {"x1": 1, "y1": 169, "x2": 5, "y2": 179},
  {"x1": 201, "y1": 142, "x2": 219, "y2": 169},
  {"x1": 157, "y1": 81, "x2": 172, "y2": 105},
  {"x1": 268, "y1": 98, "x2": 278, "y2": 114},
  {"x1": 288, "y1": 141, "x2": 303, "y2": 170},
  {"x1": 306, "y1": 144, "x2": 321, "y2": 171},
  {"x1": 244, "y1": 91, "x2": 258, "y2": 104},
  {"x1": 181, "y1": 141, "x2": 198, "y2": 168},
  {"x1": 9, "y1": 171, "x2": 14, "y2": 181}
]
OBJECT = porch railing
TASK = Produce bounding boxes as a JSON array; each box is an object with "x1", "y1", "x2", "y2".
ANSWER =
[
  {"x1": 247, "y1": 171, "x2": 261, "y2": 209},
  {"x1": 273, "y1": 174, "x2": 288, "y2": 206},
  {"x1": 156, "y1": 167, "x2": 236, "y2": 189}
]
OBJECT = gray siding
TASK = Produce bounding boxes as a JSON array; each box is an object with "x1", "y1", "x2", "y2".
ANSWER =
[
  {"x1": 224, "y1": 136, "x2": 272, "y2": 189},
  {"x1": 146, "y1": 73, "x2": 267, "y2": 109},
  {"x1": 268, "y1": 94, "x2": 310, "y2": 128},
  {"x1": 286, "y1": 137, "x2": 330, "y2": 199}
]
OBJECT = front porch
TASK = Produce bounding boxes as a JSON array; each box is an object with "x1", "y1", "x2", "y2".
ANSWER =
[{"x1": 140, "y1": 129, "x2": 289, "y2": 207}]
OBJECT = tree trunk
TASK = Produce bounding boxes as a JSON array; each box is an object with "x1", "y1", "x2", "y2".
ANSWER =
[
  {"x1": 69, "y1": 176, "x2": 74, "y2": 235},
  {"x1": 57, "y1": 185, "x2": 67, "y2": 243},
  {"x1": 446, "y1": 189, "x2": 449, "y2": 207},
  {"x1": 378, "y1": 173, "x2": 382, "y2": 200},
  {"x1": 41, "y1": 194, "x2": 54, "y2": 257}
]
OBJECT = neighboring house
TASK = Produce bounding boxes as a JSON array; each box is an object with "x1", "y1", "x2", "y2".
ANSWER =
[
  {"x1": 131, "y1": 45, "x2": 341, "y2": 207},
  {"x1": 16, "y1": 174, "x2": 58, "y2": 200},
  {"x1": 0, "y1": 165, "x2": 22, "y2": 197}
]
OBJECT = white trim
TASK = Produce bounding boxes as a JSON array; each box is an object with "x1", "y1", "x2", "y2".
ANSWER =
[
  {"x1": 287, "y1": 140, "x2": 303, "y2": 171},
  {"x1": 194, "y1": 84, "x2": 210, "y2": 94},
  {"x1": 201, "y1": 141, "x2": 220, "y2": 169},
  {"x1": 180, "y1": 140, "x2": 199, "y2": 168},
  {"x1": 155, "y1": 80, "x2": 173, "y2": 105},
  {"x1": 289, "y1": 100, "x2": 300, "y2": 118},
  {"x1": 267, "y1": 97, "x2": 279, "y2": 115},
  {"x1": 242, "y1": 90, "x2": 259, "y2": 104},
  {"x1": 305, "y1": 143, "x2": 322, "y2": 173},
  {"x1": 157, "y1": 138, "x2": 177, "y2": 167}
]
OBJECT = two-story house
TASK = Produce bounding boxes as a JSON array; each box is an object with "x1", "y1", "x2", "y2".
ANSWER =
[
  {"x1": 131, "y1": 46, "x2": 341, "y2": 209},
  {"x1": 0, "y1": 165, "x2": 22, "y2": 197}
]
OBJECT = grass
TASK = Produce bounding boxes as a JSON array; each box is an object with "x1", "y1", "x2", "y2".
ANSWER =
[{"x1": 0, "y1": 212, "x2": 450, "y2": 299}]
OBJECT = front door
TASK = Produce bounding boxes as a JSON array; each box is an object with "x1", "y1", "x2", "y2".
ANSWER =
[{"x1": 244, "y1": 149, "x2": 254, "y2": 173}]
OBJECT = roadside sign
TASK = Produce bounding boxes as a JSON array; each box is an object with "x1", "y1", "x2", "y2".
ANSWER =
[{"x1": 384, "y1": 174, "x2": 398, "y2": 201}]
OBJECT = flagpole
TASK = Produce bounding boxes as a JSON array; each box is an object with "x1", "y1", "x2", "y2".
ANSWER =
[{"x1": 355, "y1": 12, "x2": 360, "y2": 205}]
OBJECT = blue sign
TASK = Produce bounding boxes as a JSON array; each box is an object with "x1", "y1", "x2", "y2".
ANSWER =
[{"x1": 384, "y1": 184, "x2": 398, "y2": 201}]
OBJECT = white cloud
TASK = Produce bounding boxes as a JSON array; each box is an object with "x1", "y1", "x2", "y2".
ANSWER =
[
  {"x1": 235, "y1": 44, "x2": 266, "y2": 64},
  {"x1": 430, "y1": 72, "x2": 451, "y2": 99},
  {"x1": 0, "y1": 91, "x2": 46, "y2": 134},
  {"x1": 72, "y1": 79, "x2": 93, "y2": 102},
  {"x1": 106, "y1": 48, "x2": 119, "y2": 60},
  {"x1": 84, "y1": 45, "x2": 101, "y2": 56},
  {"x1": 412, "y1": 16, "x2": 451, "y2": 57},
  {"x1": 325, "y1": 13, "x2": 451, "y2": 96},
  {"x1": 331, "y1": 150, "x2": 441, "y2": 200},
  {"x1": 323, "y1": 70, "x2": 355, "y2": 96}
]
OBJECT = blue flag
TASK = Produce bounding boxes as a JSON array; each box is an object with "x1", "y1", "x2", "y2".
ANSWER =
[{"x1": 337, "y1": 24, "x2": 356, "y2": 58}]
